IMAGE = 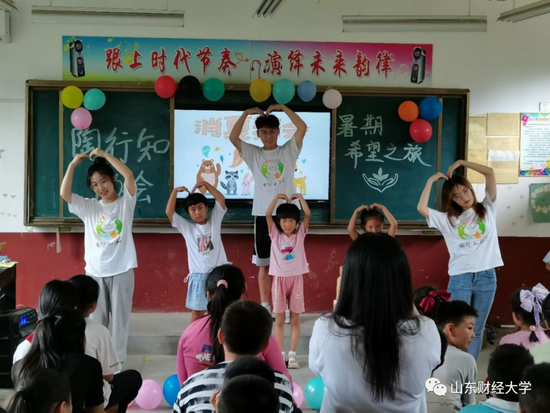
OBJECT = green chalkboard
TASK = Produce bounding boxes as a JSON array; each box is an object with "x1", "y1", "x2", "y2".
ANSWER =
[{"x1": 332, "y1": 94, "x2": 465, "y2": 223}]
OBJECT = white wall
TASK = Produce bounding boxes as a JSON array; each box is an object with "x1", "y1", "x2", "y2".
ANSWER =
[{"x1": 0, "y1": 0, "x2": 549, "y2": 236}]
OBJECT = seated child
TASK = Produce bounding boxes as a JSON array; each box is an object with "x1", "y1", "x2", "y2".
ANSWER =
[
  {"x1": 166, "y1": 180, "x2": 229, "y2": 323},
  {"x1": 519, "y1": 362, "x2": 550, "y2": 413},
  {"x1": 347, "y1": 203, "x2": 398, "y2": 240},
  {"x1": 461, "y1": 344, "x2": 534, "y2": 412},
  {"x1": 213, "y1": 375, "x2": 279, "y2": 413},
  {"x1": 500, "y1": 284, "x2": 550, "y2": 350},
  {"x1": 414, "y1": 286, "x2": 451, "y2": 321},
  {"x1": 426, "y1": 329, "x2": 456, "y2": 413},
  {"x1": 530, "y1": 294, "x2": 550, "y2": 363}
]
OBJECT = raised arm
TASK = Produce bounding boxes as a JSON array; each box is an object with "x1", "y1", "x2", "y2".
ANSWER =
[
  {"x1": 60, "y1": 154, "x2": 90, "y2": 204},
  {"x1": 192, "y1": 181, "x2": 226, "y2": 210},
  {"x1": 266, "y1": 104, "x2": 307, "y2": 150},
  {"x1": 229, "y1": 108, "x2": 265, "y2": 153},
  {"x1": 371, "y1": 203, "x2": 398, "y2": 237},
  {"x1": 417, "y1": 172, "x2": 448, "y2": 219},
  {"x1": 90, "y1": 148, "x2": 136, "y2": 196},
  {"x1": 266, "y1": 194, "x2": 288, "y2": 231},
  {"x1": 347, "y1": 205, "x2": 367, "y2": 241},
  {"x1": 292, "y1": 193, "x2": 311, "y2": 230},
  {"x1": 448, "y1": 159, "x2": 496, "y2": 202},
  {"x1": 165, "y1": 186, "x2": 189, "y2": 222}
]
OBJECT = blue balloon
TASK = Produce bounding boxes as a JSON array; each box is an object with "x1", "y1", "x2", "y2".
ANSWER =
[
  {"x1": 83, "y1": 89, "x2": 106, "y2": 111},
  {"x1": 272, "y1": 79, "x2": 295, "y2": 104},
  {"x1": 163, "y1": 374, "x2": 181, "y2": 407},
  {"x1": 304, "y1": 377, "x2": 325, "y2": 410},
  {"x1": 419, "y1": 97, "x2": 442, "y2": 120},
  {"x1": 297, "y1": 81, "x2": 316, "y2": 102}
]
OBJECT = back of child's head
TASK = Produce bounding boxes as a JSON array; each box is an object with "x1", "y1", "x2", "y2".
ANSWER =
[
  {"x1": 68, "y1": 274, "x2": 99, "y2": 313},
  {"x1": 86, "y1": 156, "x2": 115, "y2": 188},
  {"x1": 205, "y1": 265, "x2": 246, "y2": 364},
  {"x1": 274, "y1": 203, "x2": 300, "y2": 232},
  {"x1": 218, "y1": 375, "x2": 279, "y2": 413},
  {"x1": 542, "y1": 293, "x2": 550, "y2": 327},
  {"x1": 221, "y1": 301, "x2": 273, "y2": 357},
  {"x1": 183, "y1": 193, "x2": 208, "y2": 214},
  {"x1": 436, "y1": 300, "x2": 479, "y2": 330},
  {"x1": 38, "y1": 280, "x2": 79, "y2": 318},
  {"x1": 223, "y1": 356, "x2": 275, "y2": 385},
  {"x1": 413, "y1": 286, "x2": 451, "y2": 320},
  {"x1": 519, "y1": 362, "x2": 550, "y2": 412},
  {"x1": 488, "y1": 344, "x2": 534, "y2": 402},
  {"x1": 7, "y1": 368, "x2": 71, "y2": 413},
  {"x1": 360, "y1": 208, "x2": 384, "y2": 230},
  {"x1": 255, "y1": 114, "x2": 280, "y2": 130},
  {"x1": 511, "y1": 284, "x2": 549, "y2": 343}
]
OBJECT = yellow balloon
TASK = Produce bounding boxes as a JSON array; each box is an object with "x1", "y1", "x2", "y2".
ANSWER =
[
  {"x1": 249, "y1": 79, "x2": 271, "y2": 103},
  {"x1": 61, "y1": 86, "x2": 84, "y2": 109}
]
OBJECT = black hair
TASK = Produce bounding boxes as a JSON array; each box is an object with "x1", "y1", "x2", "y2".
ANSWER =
[
  {"x1": 86, "y1": 156, "x2": 115, "y2": 189},
  {"x1": 511, "y1": 287, "x2": 541, "y2": 343},
  {"x1": 542, "y1": 294, "x2": 550, "y2": 328},
  {"x1": 413, "y1": 286, "x2": 448, "y2": 320},
  {"x1": 433, "y1": 328, "x2": 448, "y2": 374},
  {"x1": 68, "y1": 275, "x2": 99, "y2": 313},
  {"x1": 519, "y1": 362, "x2": 550, "y2": 412},
  {"x1": 7, "y1": 368, "x2": 71, "y2": 413},
  {"x1": 487, "y1": 344, "x2": 534, "y2": 402},
  {"x1": 15, "y1": 308, "x2": 86, "y2": 388},
  {"x1": 274, "y1": 203, "x2": 301, "y2": 233},
  {"x1": 436, "y1": 300, "x2": 478, "y2": 330},
  {"x1": 332, "y1": 232, "x2": 419, "y2": 402},
  {"x1": 255, "y1": 114, "x2": 280, "y2": 130},
  {"x1": 183, "y1": 193, "x2": 208, "y2": 214},
  {"x1": 360, "y1": 208, "x2": 384, "y2": 228},
  {"x1": 221, "y1": 301, "x2": 272, "y2": 356},
  {"x1": 223, "y1": 356, "x2": 275, "y2": 385},
  {"x1": 38, "y1": 280, "x2": 79, "y2": 319},
  {"x1": 205, "y1": 265, "x2": 246, "y2": 364},
  {"x1": 218, "y1": 375, "x2": 279, "y2": 413}
]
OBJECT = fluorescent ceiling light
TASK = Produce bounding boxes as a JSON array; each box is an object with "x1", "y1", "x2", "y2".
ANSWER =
[
  {"x1": 31, "y1": 6, "x2": 184, "y2": 27},
  {"x1": 498, "y1": 0, "x2": 550, "y2": 23},
  {"x1": 342, "y1": 15, "x2": 487, "y2": 32},
  {"x1": 254, "y1": 0, "x2": 287, "y2": 18}
]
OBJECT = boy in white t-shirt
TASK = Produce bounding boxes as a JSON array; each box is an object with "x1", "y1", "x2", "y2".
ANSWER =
[{"x1": 166, "y1": 181, "x2": 229, "y2": 323}]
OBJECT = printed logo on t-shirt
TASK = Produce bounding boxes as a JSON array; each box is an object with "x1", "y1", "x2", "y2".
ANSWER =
[
  {"x1": 279, "y1": 241, "x2": 296, "y2": 261},
  {"x1": 261, "y1": 160, "x2": 284, "y2": 182},
  {"x1": 196, "y1": 344, "x2": 213, "y2": 363},
  {"x1": 457, "y1": 216, "x2": 486, "y2": 241},
  {"x1": 95, "y1": 214, "x2": 123, "y2": 240},
  {"x1": 197, "y1": 234, "x2": 214, "y2": 254}
]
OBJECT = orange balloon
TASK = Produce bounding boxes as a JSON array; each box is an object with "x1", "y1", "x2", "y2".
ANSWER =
[{"x1": 398, "y1": 101, "x2": 419, "y2": 122}]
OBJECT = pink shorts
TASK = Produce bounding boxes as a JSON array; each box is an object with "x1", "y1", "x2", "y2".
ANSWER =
[{"x1": 272, "y1": 275, "x2": 305, "y2": 314}]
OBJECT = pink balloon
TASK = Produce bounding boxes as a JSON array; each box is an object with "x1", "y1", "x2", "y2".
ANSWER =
[
  {"x1": 292, "y1": 382, "x2": 304, "y2": 408},
  {"x1": 71, "y1": 108, "x2": 92, "y2": 130},
  {"x1": 135, "y1": 379, "x2": 163, "y2": 410},
  {"x1": 322, "y1": 89, "x2": 342, "y2": 109},
  {"x1": 410, "y1": 119, "x2": 432, "y2": 142}
]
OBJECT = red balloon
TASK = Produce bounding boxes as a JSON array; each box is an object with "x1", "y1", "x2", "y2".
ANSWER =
[
  {"x1": 410, "y1": 119, "x2": 432, "y2": 142},
  {"x1": 155, "y1": 75, "x2": 177, "y2": 99}
]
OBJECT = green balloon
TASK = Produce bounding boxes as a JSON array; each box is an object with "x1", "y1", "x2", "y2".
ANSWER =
[
  {"x1": 202, "y1": 78, "x2": 225, "y2": 101},
  {"x1": 83, "y1": 88, "x2": 106, "y2": 111},
  {"x1": 273, "y1": 79, "x2": 295, "y2": 104}
]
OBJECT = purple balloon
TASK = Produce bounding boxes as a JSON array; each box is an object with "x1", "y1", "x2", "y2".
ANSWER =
[{"x1": 71, "y1": 108, "x2": 92, "y2": 130}]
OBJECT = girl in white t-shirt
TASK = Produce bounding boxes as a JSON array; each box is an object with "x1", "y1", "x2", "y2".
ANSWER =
[
  {"x1": 417, "y1": 160, "x2": 503, "y2": 360},
  {"x1": 60, "y1": 148, "x2": 137, "y2": 363}
]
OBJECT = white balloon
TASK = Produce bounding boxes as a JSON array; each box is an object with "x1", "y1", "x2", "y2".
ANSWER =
[{"x1": 322, "y1": 89, "x2": 342, "y2": 109}]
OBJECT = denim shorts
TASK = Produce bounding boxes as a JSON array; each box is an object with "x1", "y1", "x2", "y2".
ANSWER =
[{"x1": 185, "y1": 273, "x2": 208, "y2": 311}]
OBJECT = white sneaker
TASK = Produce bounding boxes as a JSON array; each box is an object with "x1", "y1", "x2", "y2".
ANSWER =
[{"x1": 285, "y1": 308, "x2": 290, "y2": 324}]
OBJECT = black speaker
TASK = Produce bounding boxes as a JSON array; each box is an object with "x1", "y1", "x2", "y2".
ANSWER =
[
  {"x1": 0, "y1": 308, "x2": 38, "y2": 388},
  {"x1": 70, "y1": 39, "x2": 86, "y2": 78},
  {"x1": 410, "y1": 47, "x2": 426, "y2": 84}
]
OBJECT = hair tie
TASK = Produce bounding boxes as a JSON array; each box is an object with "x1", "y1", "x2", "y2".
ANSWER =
[
  {"x1": 217, "y1": 280, "x2": 228, "y2": 289},
  {"x1": 419, "y1": 290, "x2": 451, "y2": 315},
  {"x1": 530, "y1": 325, "x2": 537, "y2": 332}
]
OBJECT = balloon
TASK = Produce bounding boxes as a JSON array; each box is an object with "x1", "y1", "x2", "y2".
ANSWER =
[
  {"x1": 203, "y1": 78, "x2": 225, "y2": 101},
  {"x1": 322, "y1": 89, "x2": 342, "y2": 109},
  {"x1": 410, "y1": 119, "x2": 433, "y2": 142},
  {"x1": 419, "y1": 97, "x2": 442, "y2": 120},
  {"x1": 155, "y1": 75, "x2": 177, "y2": 99},
  {"x1": 398, "y1": 101, "x2": 419, "y2": 122},
  {"x1": 202, "y1": 145, "x2": 211, "y2": 157},
  {"x1": 135, "y1": 379, "x2": 163, "y2": 410},
  {"x1": 61, "y1": 86, "x2": 83, "y2": 109},
  {"x1": 71, "y1": 108, "x2": 92, "y2": 130},
  {"x1": 83, "y1": 89, "x2": 106, "y2": 111},
  {"x1": 292, "y1": 382, "x2": 304, "y2": 408},
  {"x1": 249, "y1": 78, "x2": 271, "y2": 103},
  {"x1": 178, "y1": 76, "x2": 201, "y2": 100},
  {"x1": 297, "y1": 81, "x2": 316, "y2": 102},
  {"x1": 304, "y1": 377, "x2": 325, "y2": 410},
  {"x1": 163, "y1": 374, "x2": 181, "y2": 407},
  {"x1": 272, "y1": 79, "x2": 295, "y2": 104}
]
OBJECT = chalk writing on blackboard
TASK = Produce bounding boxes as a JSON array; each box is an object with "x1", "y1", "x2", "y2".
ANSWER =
[
  {"x1": 362, "y1": 168, "x2": 399, "y2": 193},
  {"x1": 360, "y1": 114, "x2": 383, "y2": 136},
  {"x1": 337, "y1": 115, "x2": 358, "y2": 137},
  {"x1": 345, "y1": 141, "x2": 363, "y2": 169}
]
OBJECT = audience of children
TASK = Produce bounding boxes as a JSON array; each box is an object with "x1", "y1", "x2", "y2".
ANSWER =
[{"x1": 518, "y1": 362, "x2": 550, "y2": 413}]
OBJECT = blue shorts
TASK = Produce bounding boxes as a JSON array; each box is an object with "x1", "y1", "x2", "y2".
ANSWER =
[{"x1": 185, "y1": 273, "x2": 208, "y2": 311}]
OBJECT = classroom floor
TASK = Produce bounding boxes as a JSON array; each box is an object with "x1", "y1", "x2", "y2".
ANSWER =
[{"x1": 0, "y1": 313, "x2": 501, "y2": 412}]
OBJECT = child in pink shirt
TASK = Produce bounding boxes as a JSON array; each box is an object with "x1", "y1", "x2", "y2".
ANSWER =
[
  {"x1": 500, "y1": 284, "x2": 550, "y2": 350},
  {"x1": 266, "y1": 193, "x2": 311, "y2": 370},
  {"x1": 176, "y1": 264, "x2": 291, "y2": 385}
]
